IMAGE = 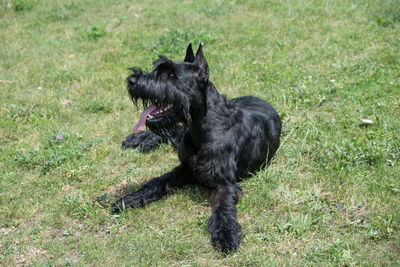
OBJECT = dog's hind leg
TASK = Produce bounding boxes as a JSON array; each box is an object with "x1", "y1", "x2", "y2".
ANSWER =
[
  {"x1": 207, "y1": 183, "x2": 242, "y2": 252},
  {"x1": 111, "y1": 165, "x2": 191, "y2": 213}
]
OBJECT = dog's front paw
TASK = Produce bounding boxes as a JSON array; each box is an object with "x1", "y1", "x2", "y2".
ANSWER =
[
  {"x1": 122, "y1": 133, "x2": 142, "y2": 148},
  {"x1": 121, "y1": 132, "x2": 144, "y2": 149},
  {"x1": 122, "y1": 131, "x2": 163, "y2": 152},
  {"x1": 210, "y1": 225, "x2": 241, "y2": 253},
  {"x1": 208, "y1": 212, "x2": 242, "y2": 253}
]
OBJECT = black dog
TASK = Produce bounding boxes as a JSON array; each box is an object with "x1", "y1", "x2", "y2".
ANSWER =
[{"x1": 112, "y1": 43, "x2": 281, "y2": 252}]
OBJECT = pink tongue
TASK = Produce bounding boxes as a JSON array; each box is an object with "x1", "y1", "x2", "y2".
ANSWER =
[{"x1": 132, "y1": 105, "x2": 157, "y2": 132}]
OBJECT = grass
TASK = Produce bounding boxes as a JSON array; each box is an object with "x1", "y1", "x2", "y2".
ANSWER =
[{"x1": 1, "y1": 0, "x2": 399, "y2": 265}]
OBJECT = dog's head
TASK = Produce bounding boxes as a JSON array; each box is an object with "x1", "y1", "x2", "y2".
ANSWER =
[{"x1": 127, "y1": 43, "x2": 210, "y2": 136}]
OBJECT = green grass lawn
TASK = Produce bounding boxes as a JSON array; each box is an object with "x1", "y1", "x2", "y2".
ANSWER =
[{"x1": 1, "y1": 0, "x2": 399, "y2": 265}]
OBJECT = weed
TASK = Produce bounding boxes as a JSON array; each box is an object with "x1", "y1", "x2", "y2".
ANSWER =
[
  {"x1": 87, "y1": 25, "x2": 106, "y2": 40},
  {"x1": 12, "y1": 0, "x2": 34, "y2": 11},
  {"x1": 83, "y1": 99, "x2": 113, "y2": 113}
]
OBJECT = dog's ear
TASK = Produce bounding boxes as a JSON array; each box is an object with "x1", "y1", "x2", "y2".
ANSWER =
[
  {"x1": 195, "y1": 43, "x2": 209, "y2": 81},
  {"x1": 184, "y1": 43, "x2": 195, "y2": 62}
]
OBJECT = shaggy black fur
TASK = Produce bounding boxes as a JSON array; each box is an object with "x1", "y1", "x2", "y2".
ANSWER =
[{"x1": 112, "y1": 43, "x2": 282, "y2": 252}]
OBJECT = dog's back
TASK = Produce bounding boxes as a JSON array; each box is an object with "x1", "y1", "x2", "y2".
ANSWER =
[{"x1": 229, "y1": 96, "x2": 281, "y2": 179}]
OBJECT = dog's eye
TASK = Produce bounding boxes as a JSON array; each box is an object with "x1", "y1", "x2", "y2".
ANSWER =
[{"x1": 168, "y1": 72, "x2": 175, "y2": 78}]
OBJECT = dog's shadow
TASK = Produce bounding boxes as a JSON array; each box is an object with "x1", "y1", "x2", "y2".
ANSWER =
[{"x1": 102, "y1": 181, "x2": 212, "y2": 210}]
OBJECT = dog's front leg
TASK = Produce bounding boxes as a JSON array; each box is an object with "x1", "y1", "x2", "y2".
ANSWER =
[
  {"x1": 207, "y1": 183, "x2": 242, "y2": 253},
  {"x1": 122, "y1": 130, "x2": 166, "y2": 152},
  {"x1": 111, "y1": 165, "x2": 190, "y2": 213}
]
